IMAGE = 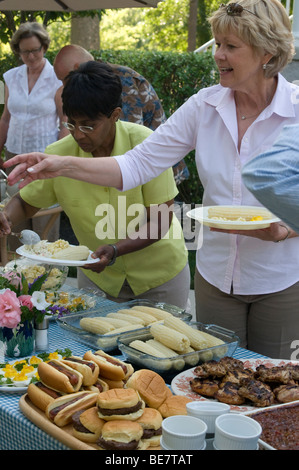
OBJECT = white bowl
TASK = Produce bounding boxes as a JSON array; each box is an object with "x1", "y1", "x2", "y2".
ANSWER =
[
  {"x1": 160, "y1": 437, "x2": 206, "y2": 451},
  {"x1": 162, "y1": 415, "x2": 207, "y2": 450},
  {"x1": 214, "y1": 414, "x2": 262, "y2": 450},
  {"x1": 186, "y1": 401, "x2": 230, "y2": 434}
]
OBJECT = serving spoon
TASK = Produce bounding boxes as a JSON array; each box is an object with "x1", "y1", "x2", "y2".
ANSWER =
[{"x1": 11, "y1": 229, "x2": 41, "y2": 245}]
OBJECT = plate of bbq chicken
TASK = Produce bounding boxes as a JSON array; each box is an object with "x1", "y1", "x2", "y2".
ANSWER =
[{"x1": 171, "y1": 356, "x2": 299, "y2": 412}]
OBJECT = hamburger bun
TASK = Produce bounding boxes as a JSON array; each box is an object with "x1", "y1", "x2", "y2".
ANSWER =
[
  {"x1": 136, "y1": 407, "x2": 162, "y2": 448},
  {"x1": 158, "y1": 395, "x2": 193, "y2": 418},
  {"x1": 97, "y1": 387, "x2": 145, "y2": 421},
  {"x1": 97, "y1": 420, "x2": 143, "y2": 450},
  {"x1": 126, "y1": 369, "x2": 171, "y2": 408},
  {"x1": 72, "y1": 406, "x2": 105, "y2": 443}
]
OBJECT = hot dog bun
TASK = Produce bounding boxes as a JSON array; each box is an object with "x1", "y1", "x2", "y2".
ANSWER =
[
  {"x1": 38, "y1": 359, "x2": 83, "y2": 394},
  {"x1": 97, "y1": 388, "x2": 145, "y2": 421},
  {"x1": 83, "y1": 350, "x2": 132, "y2": 381},
  {"x1": 83, "y1": 378, "x2": 109, "y2": 393},
  {"x1": 46, "y1": 391, "x2": 98, "y2": 427},
  {"x1": 27, "y1": 382, "x2": 64, "y2": 412},
  {"x1": 61, "y1": 356, "x2": 99, "y2": 386},
  {"x1": 72, "y1": 406, "x2": 105, "y2": 443}
]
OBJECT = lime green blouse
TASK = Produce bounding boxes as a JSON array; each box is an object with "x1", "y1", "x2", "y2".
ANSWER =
[{"x1": 20, "y1": 121, "x2": 187, "y2": 296}]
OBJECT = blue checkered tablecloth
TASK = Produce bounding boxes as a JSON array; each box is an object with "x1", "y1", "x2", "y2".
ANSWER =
[{"x1": 0, "y1": 313, "x2": 267, "y2": 450}]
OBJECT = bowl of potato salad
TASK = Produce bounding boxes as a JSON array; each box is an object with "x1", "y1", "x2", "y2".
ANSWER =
[{"x1": 2, "y1": 258, "x2": 68, "y2": 291}]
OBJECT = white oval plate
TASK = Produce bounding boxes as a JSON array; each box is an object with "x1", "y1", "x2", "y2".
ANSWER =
[
  {"x1": 171, "y1": 358, "x2": 299, "y2": 413},
  {"x1": 16, "y1": 244, "x2": 99, "y2": 267},
  {"x1": 187, "y1": 205, "x2": 280, "y2": 230}
]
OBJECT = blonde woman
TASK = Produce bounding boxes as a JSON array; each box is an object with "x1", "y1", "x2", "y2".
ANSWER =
[{"x1": 4, "y1": 1, "x2": 299, "y2": 359}]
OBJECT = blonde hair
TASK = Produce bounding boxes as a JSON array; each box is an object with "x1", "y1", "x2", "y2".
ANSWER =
[
  {"x1": 10, "y1": 22, "x2": 50, "y2": 54},
  {"x1": 209, "y1": 0, "x2": 294, "y2": 77}
]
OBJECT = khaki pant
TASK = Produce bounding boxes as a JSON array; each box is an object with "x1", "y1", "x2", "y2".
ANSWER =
[
  {"x1": 78, "y1": 262, "x2": 191, "y2": 311},
  {"x1": 194, "y1": 269, "x2": 299, "y2": 359}
]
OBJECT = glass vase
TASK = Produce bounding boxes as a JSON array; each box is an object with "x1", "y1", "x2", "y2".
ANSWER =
[{"x1": 0, "y1": 320, "x2": 34, "y2": 359}]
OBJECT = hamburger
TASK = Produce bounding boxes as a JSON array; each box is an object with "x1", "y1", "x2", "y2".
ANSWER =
[
  {"x1": 97, "y1": 420, "x2": 144, "y2": 450},
  {"x1": 97, "y1": 388, "x2": 145, "y2": 421},
  {"x1": 136, "y1": 407, "x2": 163, "y2": 448},
  {"x1": 72, "y1": 406, "x2": 105, "y2": 443},
  {"x1": 126, "y1": 369, "x2": 172, "y2": 408}
]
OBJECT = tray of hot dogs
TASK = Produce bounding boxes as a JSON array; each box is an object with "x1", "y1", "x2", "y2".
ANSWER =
[{"x1": 56, "y1": 299, "x2": 191, "y2": 352}]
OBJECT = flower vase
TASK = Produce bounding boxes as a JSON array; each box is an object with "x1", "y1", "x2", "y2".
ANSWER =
[{"x1": 0, "y1": 320, "x2": 34, "y2": 358}]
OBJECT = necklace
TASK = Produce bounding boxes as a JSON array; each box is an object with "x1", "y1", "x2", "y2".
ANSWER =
[
  {"x1": 236, "y1": 94, "x2": 272, "y2": 121},
  {"x1": 240, "y1": 112, "x2": 259, "y2": 120}
]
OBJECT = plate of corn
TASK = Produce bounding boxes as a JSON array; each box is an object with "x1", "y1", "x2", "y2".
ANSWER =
[
  {"x1": 187, "y1": 205, "x2": 280, "y2": 230},
  {"x1": 16, "y1": 239, "x2": 100, "y2": 266}
]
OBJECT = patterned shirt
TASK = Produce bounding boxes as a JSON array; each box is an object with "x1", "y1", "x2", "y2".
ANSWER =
[{"x1": 107, "y1": 62, "x2": 189, "y2": 184}]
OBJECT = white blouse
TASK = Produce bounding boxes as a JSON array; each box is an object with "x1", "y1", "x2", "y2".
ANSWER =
[
  {"x1": 4, "y1": 59, "x2": 62, "y2": 154},
  {"x1": 115, "y1": 74, "x2": 299, "y2": 295}
]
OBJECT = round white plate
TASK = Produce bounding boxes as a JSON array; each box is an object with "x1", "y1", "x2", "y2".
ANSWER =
[
  {"x1": 171, "y1": 358, "x2": 299, "y2": 413},
  {"x1": 187, "y1": 205, "x2": 280, "y2": 230},
  {"x1": 16, "y1": 245, "x2": 99, "y2": 267}
]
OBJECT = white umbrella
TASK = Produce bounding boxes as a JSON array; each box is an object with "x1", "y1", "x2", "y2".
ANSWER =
[{"x1": 0, "y1": 0, "x2": 163, "y2": 11}]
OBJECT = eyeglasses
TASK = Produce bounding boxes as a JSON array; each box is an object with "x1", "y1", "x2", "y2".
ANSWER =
[
  {"x1": 220, "y1": 3, "x2": 258, "y2": 17},
  {"x1": 19, "y1": 45, "x2": 43, "y2": 56},
  {"x1": 62, "y1": 122, "x2": 95, "y2": 134}
]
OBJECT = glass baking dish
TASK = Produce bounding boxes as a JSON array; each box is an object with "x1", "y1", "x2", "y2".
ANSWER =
[
  {"x1": 117, "y1": 321, "x2": 239, "y2": 379},
  {"x1": 56, "y1": 298, "x2": 191, "y2": 352}
]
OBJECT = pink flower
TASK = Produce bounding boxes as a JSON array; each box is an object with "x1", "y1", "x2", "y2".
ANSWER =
[
  {"x1": 2, "y1": 272, "x2": 22, "y2": 290},
  {"x1": 0, "y1": 289, "x2": 22, "y2": 329},
  {"x1": 19, "y1": 295, "x2": 33, "y2": 311}
]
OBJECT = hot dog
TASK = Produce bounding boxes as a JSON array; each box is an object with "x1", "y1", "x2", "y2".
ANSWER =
[
  {"x1": 27, "y1": 381, "x2": 64, "y2": 412},
  {"x1": 38, "y1": 359, "x2": 83, "y2": 394},
  {"x1": 83, "y1": 350, "x2": 133, "y2": 381},
  {"x1": 46, "y1": 391, "x2": 98, "y2": 427},
  {"x1": 61, "y1": 356, "x2": 99, "y2": 386}
]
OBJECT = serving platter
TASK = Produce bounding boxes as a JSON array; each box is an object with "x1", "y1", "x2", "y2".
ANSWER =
[
  {"x1": 187, "y1": 205, "x2": 280, "y2": 230},
  {"x1": 16, "y1": 244, "x2": 99, "y2": 267},
  {"x1": 171, "y1": 358, "x2": 299, "y2": 413}
]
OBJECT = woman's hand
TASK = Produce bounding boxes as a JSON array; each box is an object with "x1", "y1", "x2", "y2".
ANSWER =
[
  {"x1": 83, "y1": 245, "x2": 116, "y2": 273},
  {"x1": 0, "y1": 211, "x2": 12, "y2": 236},
  {"x1": 4, "y1": 152, "x2": 67, "y2": 189},
  {"x1": 210, "y1": 221, "x2": 294, "y2": 242}
]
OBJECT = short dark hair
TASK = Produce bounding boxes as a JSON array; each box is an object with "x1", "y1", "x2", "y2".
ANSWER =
[{"x1": 62, "y1": 61, "x2": 122, "y2": 120}]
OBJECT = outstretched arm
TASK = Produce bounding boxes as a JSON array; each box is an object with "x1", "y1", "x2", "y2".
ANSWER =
[{"x1": 4, "y1": 152, "x2": 123, "y2": 190}]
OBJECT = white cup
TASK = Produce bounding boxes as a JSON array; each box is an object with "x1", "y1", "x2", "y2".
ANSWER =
[
  {"x1": 214, "y1": 413, "x2": 262, "y2": 450},
  {"x1": 162, "y1": 415, "x2": 207, "y2": 450},
  {"x1": 186, "y1": 401, "x2": 230, "y2": 434}
]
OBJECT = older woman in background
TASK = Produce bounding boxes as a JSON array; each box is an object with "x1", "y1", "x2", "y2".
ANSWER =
[{"x1": 4, "y1": 1, "x2": 299, "y2": 359}]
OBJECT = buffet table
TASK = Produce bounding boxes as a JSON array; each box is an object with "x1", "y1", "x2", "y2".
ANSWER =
[{"x1": 0, "y1": 318, "x2": 268, "y2": 451}]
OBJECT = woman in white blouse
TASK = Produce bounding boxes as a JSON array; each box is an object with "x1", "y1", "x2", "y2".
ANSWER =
[
  {"x1": 4, "y1": 0, "x2": 299, "y2": 359},
  {"x1": 0, "y1": 22, "x2": 67, "y2": 169}
]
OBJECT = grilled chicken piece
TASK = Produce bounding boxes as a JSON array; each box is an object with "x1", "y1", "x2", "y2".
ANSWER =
[
  {"x1": 220, "y1": 366, "x2": 254, "y2": 386},
  {"x1": 194, "y1": 360, "x2": 227, "y2": 378},
  {"x1": 274, "y1": 384, "x2": 299, "y2": 403},
  {"x1": 285, "y1": 363, "x2": 299, "y2": 381},
  {"x1": 218, "y1": 357, "x2": 245, "y2": 371},
  {"x1": 190, "y1": 377, "x2": 220, "y2": 397},
  {"x1": 238, "y1": 377, "x2": 274, "y2": 407},
  {"x1": 214, "y1": 381, "x2": 245, "y2": 405},
  {"x1": 255, "y1": 365, "x2": 294, "y2": 384}
]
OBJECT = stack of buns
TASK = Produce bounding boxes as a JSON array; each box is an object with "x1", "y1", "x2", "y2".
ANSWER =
[{"x1": 26, "y1": 349, "x2": 193, "y2": 450}]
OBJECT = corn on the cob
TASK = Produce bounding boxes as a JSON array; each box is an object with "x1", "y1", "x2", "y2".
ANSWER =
[
  {"x1": 103, "y1": 324, "x2": 144, "y2": 335},
  {"x1": 101, "y1": 318, "x2": 132, "y2": 328},
  {"x1": 150, "y1": 323, "x2": 190, "y2": 352},
  {"x1": 52, "y1": 245, "x2": 90, "y2": 260},
  {"x1": 208, "y1": 206, "x2": 271, "y2": 221},
  {"x1": 131, "y1": 305, "x2": 173, "y2": 320},
  {"x1": 106, "y1": 312, "x2": 145, "y2": 325},
  {"x1": 146, "y1": 339, "x2": 178, "y2": 357},
  {"x1": 163, "y1": 316, "x2": 209, "y2": 350},
  {"x1": 80, "y1": 317, "x2": 115, "y2": 334},
  {"x1": 129, "y1": 340, "x2": 168, "y2": 358},
  {"x1": 117, "y1": 309, "x2": 157, "y2": 325}
]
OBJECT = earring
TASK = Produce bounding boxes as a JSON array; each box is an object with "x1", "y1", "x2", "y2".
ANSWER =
[{"x1": 262, "y1": 63, "x2": 267, "y2": 70}]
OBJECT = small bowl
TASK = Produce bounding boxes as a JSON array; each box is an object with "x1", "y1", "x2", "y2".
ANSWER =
[
  {"x1": 214, "y1": 414, "x2": 262, "y2": 450},
  {"x1": 186, "y1": 401, "x2": 230, "y2": 434},
  {"x1": 162, "y1": 415, "x2": 207, "y2": 450}
]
